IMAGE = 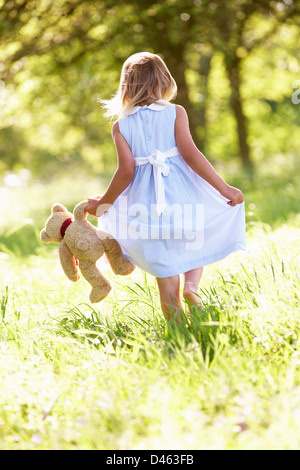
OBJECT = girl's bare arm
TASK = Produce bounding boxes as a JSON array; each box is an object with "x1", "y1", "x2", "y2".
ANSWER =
[
  {"x1": 86, "y1": 122, "x2": 135, "y2": 216},
  {"x1": 175, "y1": 105, "x2": 244, "y2": 206}
]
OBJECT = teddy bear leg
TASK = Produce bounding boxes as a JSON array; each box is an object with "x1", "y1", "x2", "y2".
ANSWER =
[
  {"x1": 103, "y1": 238, "x2": 135, "y2": 275},
  {"x1": 79, "y1": 260, "x2": 111, "y2": 303}
]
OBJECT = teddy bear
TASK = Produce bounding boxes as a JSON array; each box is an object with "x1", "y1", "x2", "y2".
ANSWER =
[{"x1": 40, "y1": 200, "x2": 135, "y2": 303}]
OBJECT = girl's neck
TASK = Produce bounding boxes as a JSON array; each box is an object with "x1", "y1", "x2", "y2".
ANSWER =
[{"x1": 137, "y1": 100, "x2": 154, "y2": 107}]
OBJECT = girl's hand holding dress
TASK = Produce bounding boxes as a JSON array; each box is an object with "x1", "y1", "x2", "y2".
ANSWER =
[{"x1": 220, "y1": 185, "x2": 244, "y2": 206}]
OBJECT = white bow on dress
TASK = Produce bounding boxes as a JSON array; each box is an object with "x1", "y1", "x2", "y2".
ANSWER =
[{"x1": 135, "y1": 146, "x2": 180, "y2": 215}]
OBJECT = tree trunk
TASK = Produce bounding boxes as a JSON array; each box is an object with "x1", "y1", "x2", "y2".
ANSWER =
[
  {"x1": 226, "y1": 62, "x2": 252, "y2": 169},
  {"x1": 166, "y1": 50, "x2": 202, "y2": 150},
  {"x1": 196, "y1": 53, "x2": 212, "y2": 154}
]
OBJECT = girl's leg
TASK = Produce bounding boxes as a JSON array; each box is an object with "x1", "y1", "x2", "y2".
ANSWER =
[
  {"x1": 183, "y1": 267, "x2": 203, "y2": 307},
  {"x1": 156, "y1": 275, "x2": 183, "y2": 322}
]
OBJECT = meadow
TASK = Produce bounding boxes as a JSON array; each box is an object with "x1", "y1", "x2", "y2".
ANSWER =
[{"x1": 0, "y1": 156, "x2": 299, "y2": 450}]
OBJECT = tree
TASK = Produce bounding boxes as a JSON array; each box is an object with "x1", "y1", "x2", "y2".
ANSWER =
[
  {"x1": 208, "y1": 0, "x2": 300, "y2": 168},
  {"x1": 1, "y1": 0, "x2": 299, "y2": 174},
  {"x1": 113, "y1": 0, "x2": 300, "y2": 168}
]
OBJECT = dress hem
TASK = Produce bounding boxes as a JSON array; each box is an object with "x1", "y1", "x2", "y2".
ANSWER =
[{"x1": 126, "y1": 241, "x2": 246, "y2": 278}]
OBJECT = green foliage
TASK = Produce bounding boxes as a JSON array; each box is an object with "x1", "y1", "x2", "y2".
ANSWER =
[
  {"x1": 0, "y1": 159, "x2": 299, "y2": 448},
  {"x1": 0, "y1": 218, "x2": 299, "y2": 449},
  {"x1": 0, "y1": 0, "x2": 299, "y2": 175},
  {"x1": 0, "y1": 1, "x2": 300, "y2": 449}
]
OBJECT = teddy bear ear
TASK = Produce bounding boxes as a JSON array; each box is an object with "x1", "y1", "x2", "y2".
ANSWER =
[
  {"x1": 40, "y1": 229, "x2": 51, "y2": 243},
  {"x1": 51, "y1": 203, "x2": 67, "y2": 213}
]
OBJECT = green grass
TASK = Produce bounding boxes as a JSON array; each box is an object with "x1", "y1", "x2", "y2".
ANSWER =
[{"x1": 0, "y1": 163, "x2": 300, "y2": 449}]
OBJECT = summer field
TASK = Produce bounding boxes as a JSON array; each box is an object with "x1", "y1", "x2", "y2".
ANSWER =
[{"x1": 0, "y1": 157, "x2": 299, "y2": 450}]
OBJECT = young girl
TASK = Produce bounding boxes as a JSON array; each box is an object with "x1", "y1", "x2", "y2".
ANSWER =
[{"x1": 86, "y1": 52, "x2": 245, "y2": 321}]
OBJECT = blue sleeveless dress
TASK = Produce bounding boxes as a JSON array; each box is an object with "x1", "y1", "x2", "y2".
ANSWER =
[{"x1": 99, "y1": 100, "x2": 246, "y2": 278}]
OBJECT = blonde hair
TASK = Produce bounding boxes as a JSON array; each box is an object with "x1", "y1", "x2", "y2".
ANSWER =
[{"x1": 101, "y1": 52, "x2": 177, "y2": 119}]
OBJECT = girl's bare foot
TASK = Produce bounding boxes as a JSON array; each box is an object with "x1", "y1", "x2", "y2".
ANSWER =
[{"x1": 183, "y1": 282, "x2": 201, "y2": 307}]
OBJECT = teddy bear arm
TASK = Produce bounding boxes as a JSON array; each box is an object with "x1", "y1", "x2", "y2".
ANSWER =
[
  {"x1": 73, "y1": 201, "x2": 88, "y2": 221},
  {"x1": 40, "y1": 228, "x2": 51, "y2": 243},
  {"x1": 59, "y1": 240, "x2": 80, "y2": 282}
]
